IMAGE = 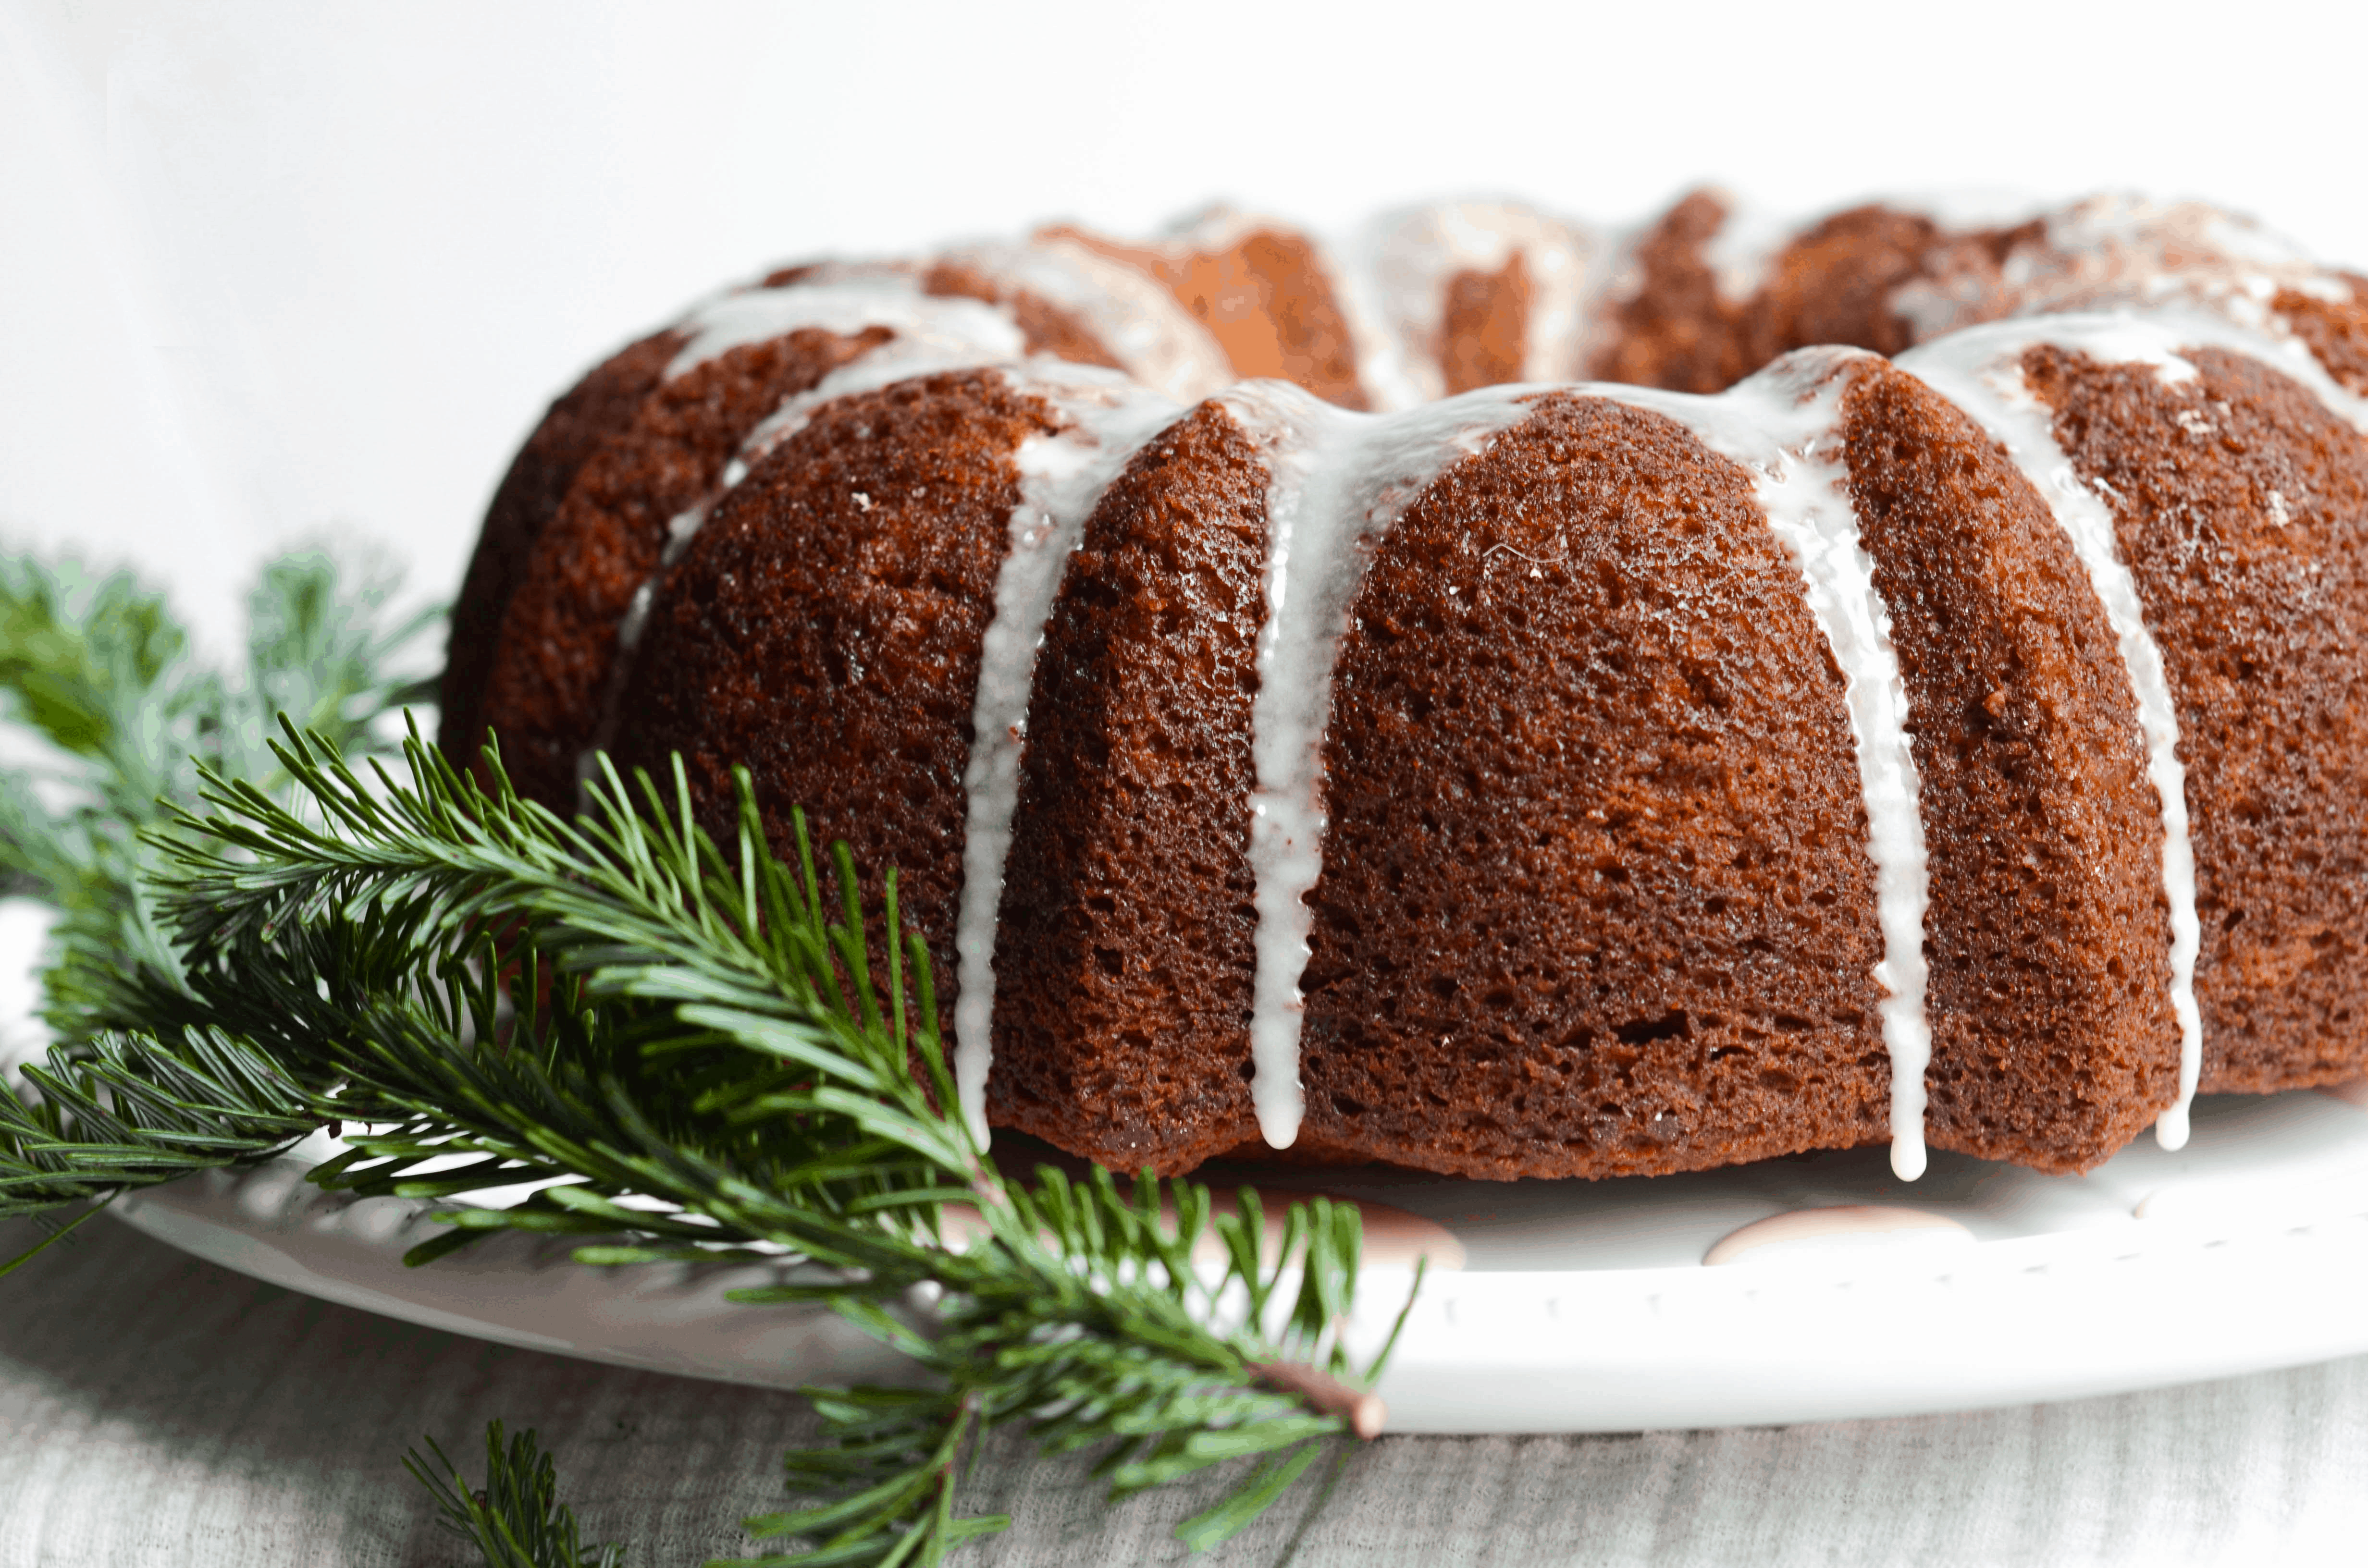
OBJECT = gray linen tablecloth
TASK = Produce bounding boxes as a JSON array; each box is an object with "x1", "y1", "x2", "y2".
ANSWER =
[{"x1": 3, "y1": 1215, "x2": 2365, "y2": 1566}]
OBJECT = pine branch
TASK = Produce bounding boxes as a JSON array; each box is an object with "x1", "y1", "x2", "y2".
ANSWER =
[
  {"x1": 0, "y1": 548, "x2": 439, "y2": 1041},
  {"x1": 0, "y1": 1024, "x2": 318, "y2": 1223},
  {"x1": 0, "y1": 545, "x2": 1427, "y2": 1562},
  {"x1": 0, "y1": 548, "x2": 436, "y2": 1266},
  {"x1": 146, "y1": 725, "x2": 1417, "y2": 1561},
  {"x1": 406, "y1": 1422, "x2": 623, "y2": 1568}
]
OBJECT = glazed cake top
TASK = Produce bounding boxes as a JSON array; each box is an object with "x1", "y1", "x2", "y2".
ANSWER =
[{"x1": 447, "y1": 189, "x2": 2368, "y2": 1183}]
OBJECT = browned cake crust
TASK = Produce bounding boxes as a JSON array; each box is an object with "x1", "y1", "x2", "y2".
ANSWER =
[
  {"x1": 1752, "y1": 210, "x2": 2043, "y2": 368},
  {"x1": 475, "y1": 326, "x2": 890, "y2": 809},
  {"x1": 2274, "y1": 276, "x2": 2368, "y2": 396},
  {"x1": 1438, "y1": 254, "x2": 1530, "y2": 396},
  {"x1": 1290, "y1": 394, "x2": 1890, "y2": 1179},
  {"x1": 1584, "y1": 191, "x2": 1750, "y2": 395},
  {"x1": 919, "y1": 261, "x2": 1126, "y2": 370},
  {"x1": 451, "y1": 197, "x2": 2368, "y2": 1188},
  {"x1": 2024, "y1": 344, "x2": 2368, "y2": 1093},
  {"x1": 1839, "y1": 363, "x2": 2177, "y2": 1171},
  {"x1": 614, "y1": 370, "x2": 1063, "y2": 983},
  {"x1": 1588, "y1": 194, "x2": 2044, "y2": 397},
  {"x1": 1746, "y1": 207, "x2": 1948, "y2": 364},
  {"x1": 1048, "y1": 225, "x2": 1370, "y2": 410},
  {"x1": 748, "y1": 261, "x2": 1129, "y2": 376},
  {"x1": 442, "y1": 328, "x2": 684, "y2": 769},
  {"x1": 988, "y1": 404, "x2": 1271, "y2": 1171}
]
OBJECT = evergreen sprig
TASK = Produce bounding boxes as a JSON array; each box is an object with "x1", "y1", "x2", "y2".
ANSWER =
[
  {"x1": 0, "y1": 549, "x2": 437, "y2": 1040},
  {"x1": 407, "y1": 1422, "x2": 624, "y2": 1568},
  {"x1": 0, "y1": 1024, "x2": 317, "y2": 1272},
  {"x1": 0, "y1": 550, "x2": 435, "y2": 1255},
  {"x1": 155, "y1": 723, "x2": 1417, "y2": 1563},
  {"x1": 0, "y1": 551, "x2": 1426, "y2": 1564}
]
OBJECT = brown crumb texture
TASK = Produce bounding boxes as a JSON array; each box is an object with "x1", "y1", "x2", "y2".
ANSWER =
[
  {"x1": 442, "y1": 329, "x2": 683, "y2": 770},
  {"x1": 1046, "y1": 224, "x2": 1370, "y2": 410},
  {"x1": 1841, "y1": 362, "x2": 2178, "y2": 1172},
  {"x1": 1295, "y1": 393, "x2": 1890, "y2": 1180},
  {"x1": 921, "y1": 261, "x2": 1125, "y2": 371},
  {"x1": 988, "y1": 404, "x2": 1266, "y2": 1173},
  {"x1": 1746, "y1": 208, "x2": 1949, "y2": 364},
  {"x1": 613, "y1": 371, "x2": 1065, "y2": 1006},
  {"x1": 1747, "y1": 208, "x2": 2047, "y2": 368},
  {"x1": 2274, "y1": 275, "x2": 2368, "y2": 395},
  {"x1": 1588, "y1": 194, "x2": 2051, "y2": 395},
  {"x1": 476, "y1": 326, "x2": 890, "y2": 810},
  {"x1": 1584, "y1": 191, "x2": 1754, "y2": 394},
  {"x1": 1438, "y1": 253, "x2": 1532, "y2": 394},
  {"x1": 2025, "y1": 343, "x2": 2368, "y2": 1092}
]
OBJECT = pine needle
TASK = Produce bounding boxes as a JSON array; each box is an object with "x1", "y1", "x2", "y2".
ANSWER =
[
  {"x1": 406, "y1": 1422, "x2": 623, "y2": 1568},
  {"x1": 0, "y1": 546, "x2": 1427, "y2": 1563}
]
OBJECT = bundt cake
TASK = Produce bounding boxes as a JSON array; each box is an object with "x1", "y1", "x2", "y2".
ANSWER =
[{"x1": 443, "y1": 190, "x2": 2368, "y2": 1184}]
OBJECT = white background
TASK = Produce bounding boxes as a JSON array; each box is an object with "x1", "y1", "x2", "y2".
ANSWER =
[{"x1": 4, "y1": 0, "x2": 2365, "y2": 652}]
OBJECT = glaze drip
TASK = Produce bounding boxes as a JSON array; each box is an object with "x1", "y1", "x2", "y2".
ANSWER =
[
  {"x1": 1600, "y1": 351, "x2": 1937, "y2": 1180},
  {"x1": 949, "y1": 368, "x2": 1184, "y2": 1145},
  {"x1": 1899, "y1": 317, "x2": 2212, "y2": 1147},
  {"x1": 1220, "y1": 380, "x2": 1549, "y2": 1148}
]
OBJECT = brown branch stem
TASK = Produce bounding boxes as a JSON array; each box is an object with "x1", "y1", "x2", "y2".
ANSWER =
[{"x1": 1246, "y1": 1359, "x2": 1388, "y2": 1440}]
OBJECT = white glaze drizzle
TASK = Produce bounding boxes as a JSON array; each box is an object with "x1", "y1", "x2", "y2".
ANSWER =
[
  {"x1": 614, "y1": 315, "x2": 1033, "y2": 657},
  {"x1": 1694, "y1": 193, "x2": 1796, "y2": 307},
  {"x1": 568, "y1": 284, "x2": 1038, "y2": 797},
  {"x1": 603, "y1": 260, "x2": 1196, "y2": 1147},
  {"x1": 1219, "y1": 380, "x2": 1547, "y2": 1147},
  {"x1": 1596, "y1": 350, "x2": 1936, "y2": 1180},
  {"x1": 948, "y1": 365, "x2": 1185, "y2": 1145},
  {"x1": 1324, "y1": 240, "x2": 1429, "y2": 415},
  {"x1": 1341, "y1": 200, "x2": 1602, "y2": 406},
  {"x1": 663, "y1": 274, "x2": 1025, "y2": 381},
  {"x1": 576, "y1": 207, "x2": 2368, "y2": 1170},
  {"x1": 945, "y1": 236, "x2": 1238, "y2": 406},
  {"x1": 628, "y1": 276, "x2": 1044, "y2": 603},
  {"x1": 724, "y1": 314, "x2": 1042, "y2": 482},
  {"x1": 1895, "y1": 312, "x2": 2267, "y2": 1150},
  {"x1": 1886, "y1": 193, "x2": 2359, "y2": 355},
  {"x1": 2124, "y1": 300, "x2": 2368, "y2": 438}
]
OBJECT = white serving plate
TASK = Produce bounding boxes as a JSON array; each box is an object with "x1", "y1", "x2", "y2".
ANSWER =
[
  {"x1": 105, "y1": 1086, "x2": 2368, "y2": 1434},
  {"x1": 18, "y1": 884, "x2": 2368, "y2": 1432}
]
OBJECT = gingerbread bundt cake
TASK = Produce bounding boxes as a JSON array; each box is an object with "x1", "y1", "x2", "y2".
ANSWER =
[{"x1": 444, "y1": 191, "x2": 2368, "y2": 1183}]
